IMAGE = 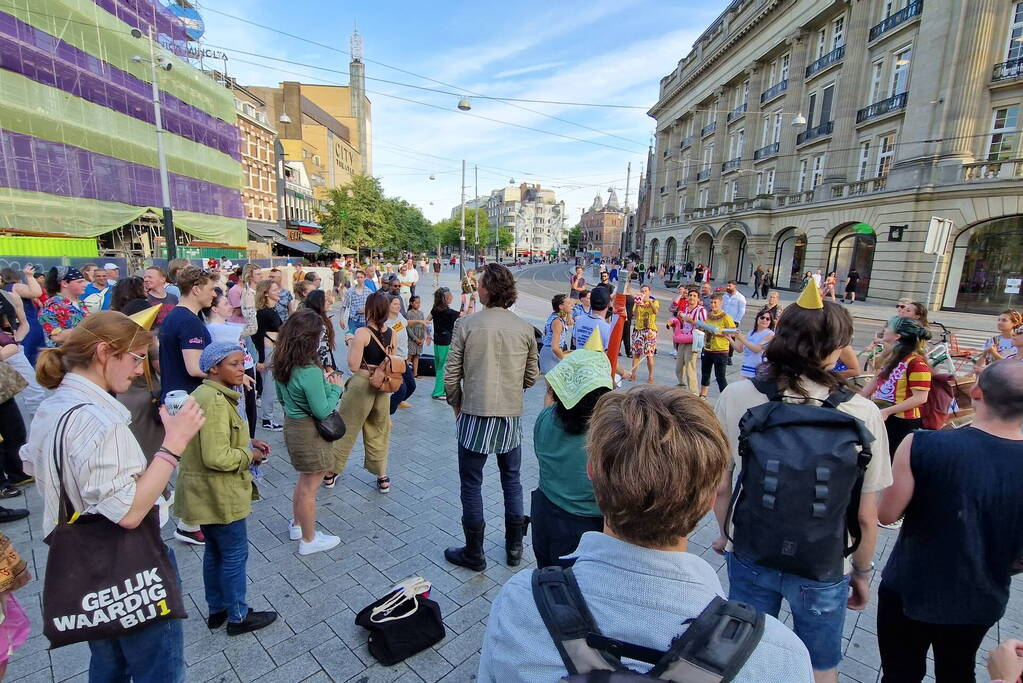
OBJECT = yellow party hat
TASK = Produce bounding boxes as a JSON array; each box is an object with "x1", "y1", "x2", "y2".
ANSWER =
[
  {"x1": 583, "y1": 326, "x2": 604, "y2": 351},
  {"x1": 795, "y1": 279, "x2": 824, "y2": 310},
  {"x1": 128, "y1": 303, "x2": 163, "y2": 330}
]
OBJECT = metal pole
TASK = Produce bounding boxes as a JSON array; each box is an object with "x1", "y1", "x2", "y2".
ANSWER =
[
  {"x1": 473, "y1": 165, "x2": 480, "y2": 267},
  {"x1": 148, "y1": 31, "x2": 176, "y2": 260},
  {"x1": 459, "y1": 160, "x2": 466, "y2": 279},
  {"x1": 622, "y1": 162, "x2": 631, "y2": 262}
]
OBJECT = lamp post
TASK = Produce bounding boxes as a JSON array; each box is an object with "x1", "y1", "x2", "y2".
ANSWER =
[
  {"x1": 131, "y1": 29, "x2": 175, "y2": 259},
  {"x1": 473, "y1": 164, "x2": 480, "y2": 268},
  {"x1": 459, "y1": 160, "x2": 466, "y2": 279}
]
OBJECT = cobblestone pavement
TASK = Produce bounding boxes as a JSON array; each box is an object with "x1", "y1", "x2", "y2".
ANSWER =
[{"x1": 5, "y1": 264, "x2": 1019, "y2": 682}]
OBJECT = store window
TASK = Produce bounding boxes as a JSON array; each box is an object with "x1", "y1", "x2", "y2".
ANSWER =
[
  {"x1": 828, "y1": 226, "x2": 877, "y2": 300},
  {"x1": 773, "y1": 227, "x2": 808, "y2": 290},
  {"x1": 943, "y1": 216, "x2": 1023, "y2": 313}
]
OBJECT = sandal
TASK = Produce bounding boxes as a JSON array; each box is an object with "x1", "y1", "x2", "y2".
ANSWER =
[
  {"x1": 323, "y1": 473, "x2": 338, "y2": 489},
  {"x1": 0, "y1": 486, "x2": 21, "y2": 499},
  {"x1": 377, "y1": 476, "x2": 391, "y2": 494}
]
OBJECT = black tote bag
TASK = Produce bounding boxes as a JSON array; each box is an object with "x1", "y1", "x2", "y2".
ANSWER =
[{"x1": 42, "y1": 405, "x2": 187, "y2": 649}]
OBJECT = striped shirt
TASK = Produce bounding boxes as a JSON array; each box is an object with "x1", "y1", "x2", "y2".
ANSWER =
[
  {"x1": 874, "y1": 353, "x2": 931, "y2": 419},
  {"x1": 21, "y1": 373, "x2": 147, "y2": 536},
  {"x1": 457, "y1": 413, "x2": 522, "y2": 454}
]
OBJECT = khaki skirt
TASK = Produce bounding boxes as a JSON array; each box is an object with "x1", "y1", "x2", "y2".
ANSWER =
[{"x1": 284, "y1": 416, "x2": 332, "y2": 473}]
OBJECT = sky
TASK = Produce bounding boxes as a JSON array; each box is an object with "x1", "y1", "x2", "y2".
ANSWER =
[{"x1": 196, "y1": 0, "x2": 732, "y2": 224}]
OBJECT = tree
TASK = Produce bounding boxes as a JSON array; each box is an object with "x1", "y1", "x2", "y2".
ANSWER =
[
  {"x1": 317, "y1": 174, "x2": 390, "y2": 252},
  {"x1": 567, "y1": 224, "x2": 582, "y2": 251},
  {"x1": 432, "y1": 209, "x2": 513, "y2": 252},
  {"x1": 387, "y1": 199, "x2": 434, "y2": 254}
]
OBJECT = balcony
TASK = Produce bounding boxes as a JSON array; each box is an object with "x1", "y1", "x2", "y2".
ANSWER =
[
  {"x1": 993, "y1": 58, "x2": 1023, "y2": 83},
  {"x1": 868, "y1": 1, "x2": 922, "y2": 42},
  {"x1": 721, "y1": 157, "x2": 742, "y2": 173},
  {"x1": 660, "y1": 185, "x2": 668, "y2": 194},
  {"x1": 753, "y1": 141, "x2": 780, "y2": 161},
  {"x1": 663, "y1": 148, "x2": 671, "y2": 158},
  {"x1": 796, "y1": 120, "x2": 834, "y2": 145},
  {"x1": 760, "y1": 79, "x2": 788, "y2": 104},
  {"x1": 676, "y1": 179, "x2": 685, "y2": 189},
  {"x1": 701, "y1": 121, "x2": 717, "y2": 137},
  {"x1": 962, "y1": 158, "x2": 1023, "y2": 181},
  {"x1": 856, "y1": 92, "x2": 908, "y2": 123},
  {"x1": 697, "y1": 168, "x2": 712, "y2": 182},
  {"x1": 727, "y1": 103, "x2": 747, "y2": 123},
  {"x1": 805, "y1": 45, "x2": 845, "y2": 79},
  {"x1": 680, "y1": 135, "x2": 694, "y2": 149},
  {"x1": 832, "y1": 176, "x2": 889, "y2": 198}
]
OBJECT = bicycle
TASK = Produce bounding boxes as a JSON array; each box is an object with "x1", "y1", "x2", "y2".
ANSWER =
[{"x1": 928, "y1": 321, "x2": 982, "y2": 377}]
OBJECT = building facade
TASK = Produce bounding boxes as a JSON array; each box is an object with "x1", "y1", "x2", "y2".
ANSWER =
[
  {"x1": 233, "y1": 88, "x2": 278, "y2": 228},
  {"x1": 579, "y1": 189, "x2": 625, "y2": 259},
  {"x1": 484, "y1": 183, "x2": 567, "y2": 257},
  {"x1": 646, "y1": 0, "x2": 1023, "y2": 313},
  {"x1": 0, "y1": 0, "x2": 246, "y2": 249}
]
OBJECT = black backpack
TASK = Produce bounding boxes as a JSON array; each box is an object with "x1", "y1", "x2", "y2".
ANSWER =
[
  {"x1": 532, "y1": 566, "x2": 764, "y2": 682},
  {"x1": 726, "y1": 378, "x2": 875, "y2": 583}
]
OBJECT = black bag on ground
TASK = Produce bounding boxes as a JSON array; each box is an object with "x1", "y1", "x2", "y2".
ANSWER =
[
  {"x1": 42, "y1": 405, "x2": 187, "y2": 649},
  {"x1": 417, "y1": 352, "x2": 436, "y2": 377},
  {"x1": 727, "y1": 378, "x2": 874, "y2": 583},
  {"x1": 532, "y1": 566, "x2": 763, "y2": 682},
  {"x1": 355, "y1": 581, "x2": 445, "y2": 666}
]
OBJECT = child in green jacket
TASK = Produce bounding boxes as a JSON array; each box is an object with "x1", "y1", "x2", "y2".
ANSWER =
[{"x1": 174, "y1": 342, "x2": 277, "y2": 636}]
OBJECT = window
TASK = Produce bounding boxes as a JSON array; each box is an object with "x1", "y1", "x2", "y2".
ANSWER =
[
  {"x1": 877, "y1": 135, "x2": 895, "y2": 177},
  {"x1": 988, "y1": 106, "x2": 1021, "y2": 160},
  {"x1": 797, "y1": 159, "x2": 808, "y2": 192},
  {"x1": 816, "y1": 28, "x2": 828, "y2": 59},
  {"x1": 729, "y1": 180, "x2": 739, "y2": 202},
  {"x1": 660, "y1": 199, "x2": 667, "y2": 216},
  {"x1": 883, "y1": 0, "x2": 908, "y2": 18},
  {"x1": 819, "y1": 84, "x2": 835, "y2": 123},
  {"x1": 678, "y1": 195, "x2": 687, "y2": 214},
  {"x1": 1008, "y1": 2, "x2": 1023, "y2": 60},
  {"x1": 742, "y1": 80, "x2": 749, "y2": 105},
  {"x1": 698, "y1": 187, "x2": 709, "y2": 208},
  {"x1": 755, "y1": 172, "x2": 763, "y2": 195},
  {"x1": 736, "y1": 129, "x2": 744, "y2": 157},
  {"x1": 869, "y1": 60, "x2": 884, "y2": 103},
  {"x1": 761, "y1": 114, "x2": 771, "y2": 146},
  {"x1": 702, "y1": 143, "x2": 714, "y2": 170},
  {"x1": 832, "y1": 17, "x2": 845, "y2": 50},
  {"x1": 780, "y1": 53, "x2": 790, "y2": 81},
  {"x1": 857, "y1": 141, "x2": 871, "y2": 180},
  {"x1": 765, "y1": 169, "x2": 775, "y2": 194},
  {"x1": 890, "y1": 47, "x2": 912, "y2": 97},
  {"x1": 772, "y1": 110, "x2": 783, "y2": 143},
  {"x1": 807, "y1": 91, "x2": 818, "y2": 130},
  {"x1": 682, "y1": 154, "x2": 692, "y2": 179},
  {"x1": 811, "y1": 154, "x2": 825, "y2": 188}
]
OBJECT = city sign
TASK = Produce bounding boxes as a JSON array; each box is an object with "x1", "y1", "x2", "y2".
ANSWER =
[{"x1": 187, "y1": 47, "x2": 228, "y2": 61}]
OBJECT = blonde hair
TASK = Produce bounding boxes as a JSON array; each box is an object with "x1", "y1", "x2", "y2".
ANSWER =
[
  {"x1": 36, "y1": 311, "x2": 153, "y2": 390},
  {"x1": 586, "y1": 386, "x2": 730, "y2": 547},
  {"x1": 255, "y1": 279, "x2": 278, "y2": 310},
  {"x1": 241, "y1": 263, "x2": 260, "y2": 286}
]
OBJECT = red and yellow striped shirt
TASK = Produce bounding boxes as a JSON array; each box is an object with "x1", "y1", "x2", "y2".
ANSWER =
[{"x1": 874, "y1": 353, "x2": 931, "y2": 419}]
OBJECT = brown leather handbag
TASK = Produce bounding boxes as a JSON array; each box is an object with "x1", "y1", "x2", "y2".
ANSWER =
[{"x1": 364, "y1": 328, "x2": 406, "y2": 393}]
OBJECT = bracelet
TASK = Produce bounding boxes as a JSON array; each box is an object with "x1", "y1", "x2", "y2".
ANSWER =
[
  {"x1": 154, "y1": 452, "x2": 178, "y2": 468},
  {"x1": 851, "y1": 562, "x2": 875, "y2": 575},
  {"x1": 157, "y1": 446, "x2": 181, "y2": 461}
]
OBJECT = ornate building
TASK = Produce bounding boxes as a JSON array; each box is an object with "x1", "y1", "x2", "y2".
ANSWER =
[{"x1": 580, "y1": 189, "x2": 625, "y2": 260}]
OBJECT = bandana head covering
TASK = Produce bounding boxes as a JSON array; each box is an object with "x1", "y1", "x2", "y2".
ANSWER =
[
  {"x1": 199, "y1": 341, "x2": 245, "y2": 373},
  {"x1": 56, "y1": 266, "x2": 85, "y2": 283},
  {"x1": 546, "y1": 349, "x2": 613, "y2": 409}
]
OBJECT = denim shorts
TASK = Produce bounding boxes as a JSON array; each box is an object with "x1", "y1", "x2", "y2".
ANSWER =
[{"x1": 726, "y1": 552, "x2": 849, "y2": 671}]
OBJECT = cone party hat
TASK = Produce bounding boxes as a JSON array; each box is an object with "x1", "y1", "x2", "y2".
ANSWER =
[
  {"x1": 128, "y1": 303, "x2": 163, "y2": 331},
  {"x1": 583, "y1": 326, "x2": 604, "y2": 351},
  {"x1": 795, "y1": 279, "x2": 824, "y2": 310}
]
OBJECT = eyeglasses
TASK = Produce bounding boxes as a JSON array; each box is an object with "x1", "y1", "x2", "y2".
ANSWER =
[{"x1": 127, "y1": 351, "x2": 148, "y2": 366}]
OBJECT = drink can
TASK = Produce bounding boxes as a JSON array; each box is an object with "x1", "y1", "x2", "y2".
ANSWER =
[{"x1": 164, "y1": 390, "x2": 189, "y2": 416}]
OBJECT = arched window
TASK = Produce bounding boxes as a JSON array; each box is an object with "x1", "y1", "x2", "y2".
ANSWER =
[
  {"x1": 827, "y1": 225, "x2": 876, "y2": 300},
  {"x1": 665, "y1": 237, "x2": 678, "y2": 264},
  {"x1": 772, "y1": 227, "x2": 807, "y2": 291},
  {"x1": 943, "y1": 216, "x2": 1023, "y2": 313}
]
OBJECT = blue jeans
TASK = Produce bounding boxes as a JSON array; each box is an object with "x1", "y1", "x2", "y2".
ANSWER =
[
  {"x1": 726, "y1": 552, "x2": 849, "y2": 671},
  {"x1": 347, "y1": 318, "x2": 364, "y2": 335},
  {"x1": 201, "y1": 519, "x2": 249, "y2": 623},
  {"x1": 389, "y1": 365, "x2": 417, "y2": 415},
  {"x1": 88, "y1": 546, "x2": 184, "y2": 683},
  {"x1": 457, "y1": 443, "x2": 523, "y2": 526}
]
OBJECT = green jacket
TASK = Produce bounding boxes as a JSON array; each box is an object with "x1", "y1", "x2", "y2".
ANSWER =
[{"x1": 173, "y1": 381, "x2": 254, "y2": 525}]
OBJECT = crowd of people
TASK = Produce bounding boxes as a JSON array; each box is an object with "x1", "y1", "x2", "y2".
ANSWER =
[{"x1": 0, "y1": 253, "x2": 1021, "y2": 682}]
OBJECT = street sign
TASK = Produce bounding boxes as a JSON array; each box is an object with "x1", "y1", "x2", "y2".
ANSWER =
[
  {"x1": 924, "y1": 216, "x2": 953, "y2": 255},
  {"x1": 1006, "y1": 278, "x2": 1022, "y2": 295}
]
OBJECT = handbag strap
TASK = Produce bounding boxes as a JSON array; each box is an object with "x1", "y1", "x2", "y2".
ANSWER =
[{"x1": 51, "y1": 404, "x2": 89, "y2": 526}]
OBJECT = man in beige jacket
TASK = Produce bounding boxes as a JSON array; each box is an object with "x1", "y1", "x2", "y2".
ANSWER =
[{"x1": 443, "y1": 263, "x2": 539, "y2": 572}]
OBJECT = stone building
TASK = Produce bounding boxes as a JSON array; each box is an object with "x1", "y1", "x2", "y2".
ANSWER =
[
  {"x1": 580, "y1": 189, "x2": 626, "y2": 260},
  {"x1": 645, "y1": 0, "x2": 1023, "y2": 313},
  {"x1": 484, "y1": 183, "x2": 567, "y2": 258}
]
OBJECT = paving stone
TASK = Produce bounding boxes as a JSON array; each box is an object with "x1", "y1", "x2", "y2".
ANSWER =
[{"x1": 309, "y1": 637, "x2": 366, "y2": 682}]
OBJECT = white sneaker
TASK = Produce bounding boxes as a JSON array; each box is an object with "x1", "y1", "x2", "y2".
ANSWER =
[
  {"x1": 298, "y1": 531, "x2": 340, "y2": 555},
  {"x1": 288, "y1": 521, "x2": 302, "y2": 541},
  {"x1": 878, "y1": 519, "x2": 903, "y2": 530}
]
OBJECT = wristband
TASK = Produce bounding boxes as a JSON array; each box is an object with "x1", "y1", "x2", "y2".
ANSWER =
[
  {"x1": 851, "y1": 562, "x2": 875, "y2": 575},
  {"x1": 154, "y1": 452, "x2": 178, "y2": 468},
  {"x1": 157, "y1": 446, "x2": 181, "y2": 461}
]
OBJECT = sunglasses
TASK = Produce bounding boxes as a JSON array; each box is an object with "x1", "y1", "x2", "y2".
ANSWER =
[{"x1": 896, "y1": 304, "x2": 910, "y2": 310}]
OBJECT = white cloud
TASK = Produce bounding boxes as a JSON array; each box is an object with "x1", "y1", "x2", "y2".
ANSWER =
[{"x1": 493, "y1": 62, "x2": 566, "y2": 79}]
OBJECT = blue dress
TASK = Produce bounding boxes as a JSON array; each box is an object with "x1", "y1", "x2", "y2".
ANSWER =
[{"x1": 4, "y1": 283, "x2": 44, "y2": 365}]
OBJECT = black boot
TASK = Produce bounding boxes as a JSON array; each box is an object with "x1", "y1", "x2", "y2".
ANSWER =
[
  {"x1": 505, "y1": 516, "x2": 530, "y2": 567},
  {"x1": 444, "y1": 522, "x2": 487, "y2": 571}
]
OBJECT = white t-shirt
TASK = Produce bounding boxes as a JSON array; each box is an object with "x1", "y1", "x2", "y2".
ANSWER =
[
  {"x1": 714, "y1": 378, "x2": 893, "y2": 568},
  {"x1": 984, "y1": 334, "x2": 1017, "y2": 359},
  {"x1": 386, "y1": 314, "x2": 409, "y2": 359}
]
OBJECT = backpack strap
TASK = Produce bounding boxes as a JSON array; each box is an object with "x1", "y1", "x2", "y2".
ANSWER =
[
  {"x1": 531, "y1": 567, "x2": 621, "y2": 675},
  {"x1": 649, "y1": 597, "x2": 764, "y2": 683},
  {"x1": 749, "y1": 377, "x2": 782, "y2": 402}
]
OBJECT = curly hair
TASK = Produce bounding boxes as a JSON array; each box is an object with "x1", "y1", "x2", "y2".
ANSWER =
[
  {"x1": 272, "y1": 310, "x2": 323, "y2": 384},
  {"x1": 110, "y1": 277, "x2": 147, "y2": 312},
  {"x1": 478, "y1": 263, "x2": 516, "y2": 309},
  {"x1": 762, "y1": 301, "x2": 854, "y2": 397}
]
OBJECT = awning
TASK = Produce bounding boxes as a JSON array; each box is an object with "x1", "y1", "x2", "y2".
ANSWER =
[
  {"x1": 247, "y1": 223, "x2": 278, "y2": 241},
  {"x1": 275, "y1": 239, "x2": 320, "y2": 255}
]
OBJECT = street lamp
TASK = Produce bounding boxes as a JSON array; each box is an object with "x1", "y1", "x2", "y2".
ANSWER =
[
  {"x1": 131, "y1": 28, "x2": 176, "y2": 259},
  {"x1": 278, "y1": 112, "x2": 292, "y2": 125},
  {"x1": 457, "y1": 96, "x2": 471, "y2": 111},
  {"x1": 790, "y1": 113, "x2": 808, "y2": 127}
]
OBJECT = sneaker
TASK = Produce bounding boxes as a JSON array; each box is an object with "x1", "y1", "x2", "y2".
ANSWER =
[
  {"x1": 879, "y1": 519, "x2": 903, "y2": 530},
  {"x1": 288, "y1": 521, "x2": 302, "y2": 541},
  {"x1": 0, "y1": 486, "x2": 21, "y2": 499},
  {"x1": 174, "y1": 527, "x2": 206, "y2": 546},
  {"x1": 9, "y1": 475, "x2": 34, "y2": 487},
  {"x1": 261, "y1": 418, "x2": 284, "y2": 432},
  {"x1": 322, "y1": 473, "x2": 338, "y2": 489},
  {"x1": 298, "y1": 531, "x2": 340, "y2": 556},
  {"x1": 207, "y1": 610, "x2": 228, "y2": 629},
  {"x1": 0, "y1": 507, "x2": 29, "y2": 523},
  {"x1": 227, "y1": 609, "x2": 278, "y2": 636}
]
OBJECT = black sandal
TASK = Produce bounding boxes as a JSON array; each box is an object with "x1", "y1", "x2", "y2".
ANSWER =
[
  {"x1": 377, "y1": 476, "x2": 391, "y2": 494},
  {"x1": 323, "y1": 473, "x2": 338, "y2": 489}
]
